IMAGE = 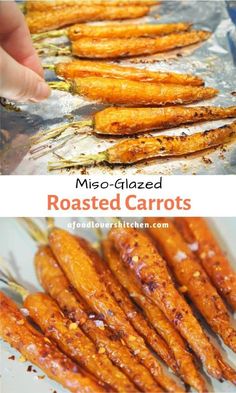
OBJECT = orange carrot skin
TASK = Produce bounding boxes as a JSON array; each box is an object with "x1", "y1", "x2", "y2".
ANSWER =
[
  {"x1": 174, "y1": 218, "x2": 236, "y2": 311},
  {"x1": 68, "y1": 22, "x2": 191, "y2": 40},
  {"x1": 102, "y1": 238, "x2": 208, "y2": 393},
  {"x1": 48, "y1": 228, "x2": 183, "y2": 393},
  {"x1": 34, "y1": 246, "x2": 161, "y2": 393},
  {"x1": 71, "y1": 31, "x2": 211, "y2": 59},
  {"x1": 105, "y1": 121, "x2": 236, "y2": 164},
  {"x1": 94, "y1": 106, "x2": 236, "y2": 135},
  {"x1": 109, "y1": 227, "x2": 222, "y2": 380},
  {"x1": 55, "y1": 60, "x2": 204, "y2": 86},
  {"x1": 78, "y1": 236, "x2": 178, "y2": 374},
  {"x1": 72, "y1": 77, "x2": 217, "y2": 106},
  {"x1": 26, "y1": 0, "x2": 158, "y2": 12},
  {"x1": 0, "y1": 291, "x2": 103, "y2": 393},
  {"x1": 145, "y1": 217, "x2": 236, "y2": 353},
  {"x1": 27, "y1": 5, "x2": 150, "y2": 33},
  {"x1": 24, "y1": 292, "x2": 136, "y2": 393}
]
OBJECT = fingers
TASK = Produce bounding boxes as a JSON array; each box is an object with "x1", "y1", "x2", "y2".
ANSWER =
[
  {"x1": 0, "y1": 1, "x2": 43, "y2": 77},
  {"x1": 0, "y1": 47, "x2": 51, "y2": 102}
]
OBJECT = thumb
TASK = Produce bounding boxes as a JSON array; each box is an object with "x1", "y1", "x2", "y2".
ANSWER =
[{"x1": 0, "y1": 47, "x2": 51, "y2": 102}]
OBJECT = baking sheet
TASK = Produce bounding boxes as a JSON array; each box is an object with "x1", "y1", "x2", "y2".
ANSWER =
[
  {"x1": 0, "y1": 217, "x2": 235, "y2": 393},
  {"x1": 0, "y1": 0, "x2": 236, "y2": 175}
]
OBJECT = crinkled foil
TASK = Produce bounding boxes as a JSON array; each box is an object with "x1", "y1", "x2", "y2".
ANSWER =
[{"x1": 0, "y1": 0, "x2": 236, "y2": 175}]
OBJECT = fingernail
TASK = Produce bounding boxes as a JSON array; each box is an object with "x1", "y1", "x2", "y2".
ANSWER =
[{"x1": 30, "y1": 81, "x2": 51, "y2": 102}]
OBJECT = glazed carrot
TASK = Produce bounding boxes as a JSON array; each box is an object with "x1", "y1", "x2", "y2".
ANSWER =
[
  {"x1": 78, "y1": 236, "x2": 178, "y2": 374},
  {"x1": 71, "y1": 31, "x2": 211, "y2": 59},
  {"x1": 49, "y1": 227, "x2": 184, "y2": 393},
  {"x1": 108, "y1": 227, "x2": 222, "y2": 380},
  {"x1": 68, "y1": 22, "x2": 191, "y2": 40},
  {"x1": 35, "y1": 245, "x2": 164, "y2": 392},
  {"x1": 24, "y1": 292, "x2": 136, "y2": 393},
  {"x1": 48, "y1": 120, "x2": 236, "y2": 170},
  {"x1": 26, "y1": 0, "x2": 158, "y2": 12},
  {"x1": 49, "y1": 77, "x2": 217, "y2": 106},
  {"x1": 102, "y1": 238, "x2": 207, "y2": 393},
  {"x1": 145, "y1": 218, "x2": 236, "y2": 353},
  {"x1": 33, "y1": 105, "x2": 236, "y2": 149},
  {"x1": 26, "y1": 5, "x2": 150, "y2": 33},
  {"x1": 53, "y1": 59, "x2": 204, "y2": 86},
  {"x1": 0, "y1": 291, "x2": 103, "y2": 393},
  {"x1": 174, "y1": 218, "x2": 236, "y2": 311},
  {"x1": 93, "y1": 106, "x2": 236, "y2": 135}
]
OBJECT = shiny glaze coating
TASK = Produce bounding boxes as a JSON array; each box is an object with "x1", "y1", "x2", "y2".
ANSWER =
[
  {"x1": 0, "y1": 291, "x2": 103, "y2": 393},
  {"x1": 102, "y1": 238, "x2": 207, "y2": 393},
  {"x1": 109, "y1": 227, "x2": 222, "y2": 380},
  {"x1": 35, "y1": 245, "x2": 162, "y2": 392},
  {"x1": 145, "y1": 218, "x2": 236, "y2": 353},
  {"x1": 174, "y1": 218, "x2": 236, "y2": 311}
]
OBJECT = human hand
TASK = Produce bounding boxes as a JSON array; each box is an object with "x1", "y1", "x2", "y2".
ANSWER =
[{"x1": 0, "y1": 1, "x2": 51, "y2": 102}]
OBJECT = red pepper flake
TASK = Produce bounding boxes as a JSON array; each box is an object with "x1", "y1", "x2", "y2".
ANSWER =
[
  {"x1": 8, "y1": 355, "x2": 15, "y2": 360},
  {"x1": 27, "y1": 365, "x2": 33, "y2": 372}
]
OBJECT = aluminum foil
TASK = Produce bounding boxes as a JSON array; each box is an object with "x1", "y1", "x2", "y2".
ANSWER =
[{"x1": 0, "y1": 0, "x2": 236, "y2": 175}]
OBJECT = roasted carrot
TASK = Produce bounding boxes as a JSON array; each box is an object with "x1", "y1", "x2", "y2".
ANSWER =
[
  {"x1": 53, "y1": 59, "x2": 204, "y2": 86},
  {"x1": 49, "y1": 77, "x2": 217, "y2": 106},
  {"x1": 71, "y1": 31, "x2": 211, "y2": 59},
  {"x1": 0, "y1": 291, "x2": 103, "y2": 393},
  {"x1": 35, "y1": 245, "x2": 164, "y2": 392},
  {"x1": 49, "y1": 227, "x2": 184, "y2": 393},
  {"x1": 48, "y1": 120, "x2": 236, "y2": 170},
  {"x1": 145, "y1": 217, "x2": 236, "y2": 353},
  {"x1": 174, "y1": 218, "x2": 236, "y2": 311},
  {"x1": 24, "y1": 292, "x2": 136, "y2": 393},
  {"x1": 26, "y1": 0, "x2": 158, "y2": 12},
  {"x1": 68, "y1": 22, "x2": 191, "y2": 40},
  {"x1": 33, "y1": 105, "x2": 236, "y2": 149},
  {"x1": 93, "y1": 106, "x2": 236, "y2": 135},
  {"x1": 109, "y1": 227, "x2": 222, "y2": 380},
  {"x1": 78, "y1": 236, "x2": 178, "y2": 374},
  {"x1": 102, "y1": 237, "x2": 207, "y2": 393},
  {"x1": 26, "y1": 5, "x2": 150, "y2": 33}
]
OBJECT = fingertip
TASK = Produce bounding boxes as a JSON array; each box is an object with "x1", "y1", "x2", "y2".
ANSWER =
[{"x1": 29, "y1": 81, "x2": 51, "y2": 102}]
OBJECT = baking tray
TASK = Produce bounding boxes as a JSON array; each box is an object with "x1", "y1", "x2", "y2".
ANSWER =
[{"x1": 0, "y1": 0, "x2": 236, "y2": 175}]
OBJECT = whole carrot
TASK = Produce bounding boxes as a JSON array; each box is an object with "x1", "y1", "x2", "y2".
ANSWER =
[
  {"x1": 68, "y1": 22, "x2": 191, "y2": 40},
  {"x1": 93, "y1": 106, "x2": 236, "y2": 135},
  {"x1": 102, "y1": 237, "x2": 207, "y2": 393},
  {"x1": 71, "y1": 31, "x2": 211, "y2": 59},
  {"x1": 26, "y1": 5, "x2": 150, "y2": 33},
  {"x1": 35, "y1": 245, "x2": 165, "y2": 392},
  {"x1": 32, "y1": 105, "x2": 236, "y2": 149},
  {"x1": 49, "y1": 77, "x2": 217, "y2": 106},
  {"x1": 48, "y1": 120, "x2": 236, "y2": 170},
  {"x1": 145, "y1": 217, "x2": 236, "y2": 353},
  {"x1": 49, "y1": 227, "x2": 184, "y2": 393},
  {"x1": 0, "y1": 291, "x2": 104, "y2": 393},
  {"x1": 174, "y1": 218, "x2": 236, "y2": 311},
  {"x1": 108, "y1": 227, "x2": 222, "y2": 380},
  {"x1": 53, "y1": 59, "x2": 204, "y2": 86}
]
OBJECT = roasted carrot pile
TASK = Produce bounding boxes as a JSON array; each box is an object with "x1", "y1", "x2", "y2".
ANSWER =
[{"x1": 1, "y1": 218, "x2": 236, "y2": 393}]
